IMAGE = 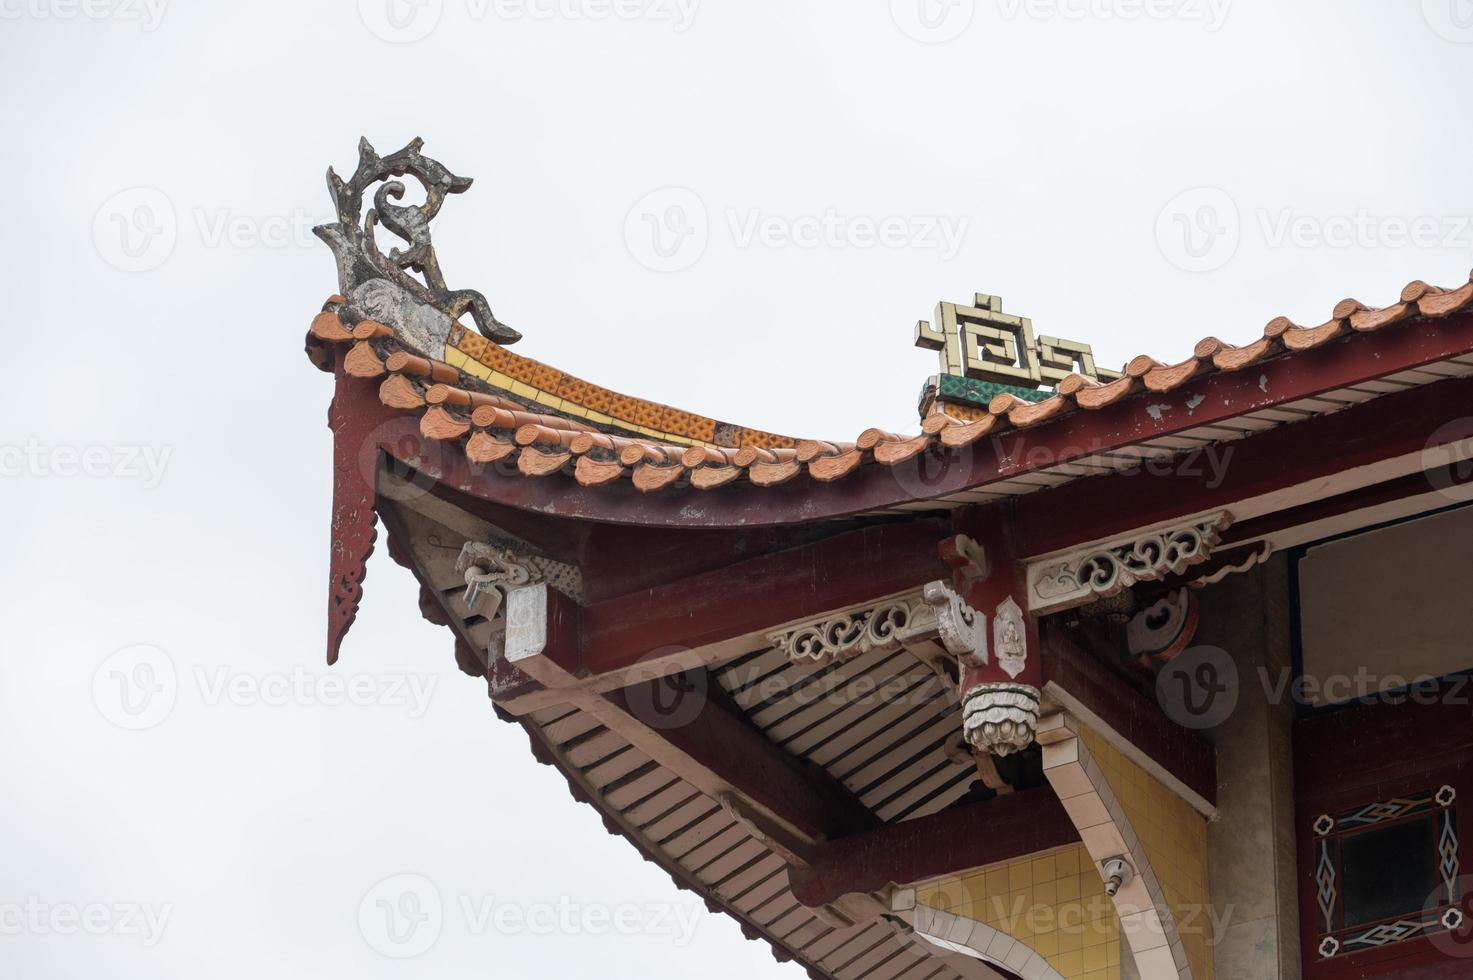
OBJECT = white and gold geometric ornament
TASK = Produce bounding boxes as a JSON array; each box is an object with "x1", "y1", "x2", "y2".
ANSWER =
[{"x1": 915, "y1": 293, "x2": 1122, "y2": 389}]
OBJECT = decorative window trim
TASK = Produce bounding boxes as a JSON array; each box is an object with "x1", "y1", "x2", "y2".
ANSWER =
[
  {"x1": 1310, "y1": 785, "x2": 1461, "y2": 961},
  {"x1": 1026, "y1": 512, "x2": 1232, "y2": 614}
]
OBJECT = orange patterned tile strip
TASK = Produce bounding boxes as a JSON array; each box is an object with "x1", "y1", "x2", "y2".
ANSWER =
[{"x1": 443, "y1": 323, "x2": 795, "y2": 451}]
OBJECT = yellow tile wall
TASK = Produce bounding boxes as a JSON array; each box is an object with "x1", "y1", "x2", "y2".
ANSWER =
[
  {"x1": 1079, "y1": 726, "x2": 1215, "y2": 980},
  {"x1": 917, "y1": 843, "x2": 1121, "y2": 980}
]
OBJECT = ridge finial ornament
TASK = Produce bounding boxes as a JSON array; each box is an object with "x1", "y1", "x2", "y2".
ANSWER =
[
  {"x1": 315, "y1": 137, "x2": 520, "y2": 355},
  {"x1": 914, "y1": 292, "x2": 1122, "y2": 389}
]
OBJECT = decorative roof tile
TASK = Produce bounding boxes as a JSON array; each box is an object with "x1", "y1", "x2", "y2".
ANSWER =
[{"x1": 310, "y1": 265, "x2": 1473, "y2": 494}]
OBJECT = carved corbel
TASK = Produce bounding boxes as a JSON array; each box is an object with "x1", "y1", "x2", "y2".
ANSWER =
[
  {"x1": 456, "y1": 541, "x2": 540, "y2": 620},
  {"x1": 921, "y1": 580, "x2": 986, "y2": 663},
  {"x1": 455, "y1": 540, "x2": 583, "y2": 620}
]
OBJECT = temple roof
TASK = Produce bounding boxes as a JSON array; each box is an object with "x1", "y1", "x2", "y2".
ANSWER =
[
  {"x1": 306, "y1": 268, "x2": 1473, "y2": 495},
  {"x1": 305, "y1": 139, "x2": 1473, "y2": 527}
]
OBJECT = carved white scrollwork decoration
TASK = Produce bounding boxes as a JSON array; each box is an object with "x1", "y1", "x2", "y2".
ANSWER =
[
  {"x1": 1026, "y1": 512, "x2": 1232, "y2": 614},
  {"x1": 768, "y1": 593, "x2": 930, "y2": 666},
  {"x1": 961, "y1": 682, "x2": 1041, "y2": 757},
  {"x1": 923, "y1": 581, "x2": 986, "y2": 664},
  {"x1": 769, "y1": 580, "x2": 986, "y2": 667}
]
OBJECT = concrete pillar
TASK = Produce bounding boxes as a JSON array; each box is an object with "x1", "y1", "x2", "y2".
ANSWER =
[{"x1": 1195, "y1": 555, "x2": 1301, "y2": 980}]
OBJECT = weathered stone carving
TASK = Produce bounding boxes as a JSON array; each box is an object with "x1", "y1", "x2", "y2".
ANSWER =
[
  {"x1": 961, "y1": 682, "x2": 1041, "y2": 757},
  {"x1": 922, "y1": 580, "x2": 986, "y2": 663},
  {"x1": 992, "y1": 595, "x2": 1026, "y2": 679},
  {"x1": 1027, "y1": 512, "x2": 1231, "y2": 614},
  {"x1": 455, "y1": 540, "x2": 583, "y2": 620},
  {"x1": 315, "y1": 138, "x2": 520, "y2": 356}
]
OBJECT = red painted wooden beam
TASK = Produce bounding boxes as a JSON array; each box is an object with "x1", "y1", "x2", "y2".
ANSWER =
[
  {"x1": 1295, "y1": 678, "x2": 1473, "y2": 804},
  {"x1": 576, "y1": 518, "x2": 952, "y2": 679},
  {"x1": 355, "y1": 309, "x2": 1473, "y2": 527},
  {"x1": 1013, "y1": 373, "x2": 1473, "y2": 558},
  {"x1": 605, "y1": 671, "x2": 879, "y2": 841},
  {"x1": 1214, "y1": 459, "x2": 1471, "y2": 549},
  {"x1": 786, "y1": 787, "x2": 1078, "y2": 909},
  {"x1": 1039, "y1": 624, "x2": 1217, "y2": 808}
]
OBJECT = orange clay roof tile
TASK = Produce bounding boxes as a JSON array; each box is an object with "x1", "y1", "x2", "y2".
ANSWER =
[
  {"x1": 344, "y1": 341, "x2": 386, "y2": 379},
  {"x1": 309, "y1": 267, "x2": 1473, "y2": 493}
]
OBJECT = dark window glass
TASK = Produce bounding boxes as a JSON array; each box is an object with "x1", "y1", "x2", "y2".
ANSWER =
[{"x1": 1339, "y1": 817, "x2": 1439, "y2": 928}]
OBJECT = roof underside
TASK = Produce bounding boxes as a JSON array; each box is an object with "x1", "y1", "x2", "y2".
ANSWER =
[
  {"x1": 713, "y1": 645, "x2": 977, "y2": 824},
  {"x1": 519, "y1": 696, "x2": 999, "y2": 980}
]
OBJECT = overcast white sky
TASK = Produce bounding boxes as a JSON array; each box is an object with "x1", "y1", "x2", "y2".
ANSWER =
[{"x1": 3, "y1": 2, "x2": 1473, "y2": 977}]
